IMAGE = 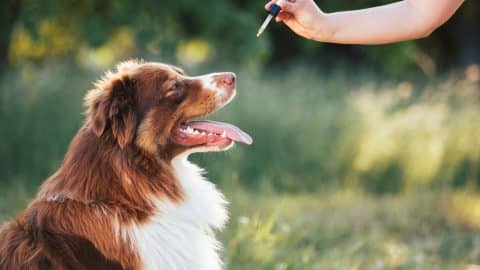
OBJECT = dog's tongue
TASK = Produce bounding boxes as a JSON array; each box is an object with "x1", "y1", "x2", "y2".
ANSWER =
[{"x1": 188, "y1": 120, "x2": 253, "y2": 145}]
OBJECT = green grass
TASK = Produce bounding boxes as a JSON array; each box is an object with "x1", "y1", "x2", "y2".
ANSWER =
[
  {"x1": 1, "y1": 62, "x2": 480, "y2": 269},
  {"x1": 223, "y1": 189, "x2": 480, "y2": 270}
]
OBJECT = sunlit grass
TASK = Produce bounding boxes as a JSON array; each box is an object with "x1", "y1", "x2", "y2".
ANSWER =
[{"x1": 223, "y1": 189, "x2": 480, "y2": 269}]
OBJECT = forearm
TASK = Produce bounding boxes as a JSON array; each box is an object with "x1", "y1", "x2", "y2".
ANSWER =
[{"x1": 314, "y1": 0, "x2": 463, "y2": 44}]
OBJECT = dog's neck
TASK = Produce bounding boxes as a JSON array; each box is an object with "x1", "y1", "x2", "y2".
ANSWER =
[
  {"x1": 37, "y1": 126, "x2": 184, "y2": 220},
  {"x1": 128, "y1": 152, "x2": 228, "y2": 270}
]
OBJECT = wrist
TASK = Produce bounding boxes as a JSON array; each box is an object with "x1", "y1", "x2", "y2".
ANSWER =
[{"x1": 311, "y1": 12, "x2": 335, "y2": 42}]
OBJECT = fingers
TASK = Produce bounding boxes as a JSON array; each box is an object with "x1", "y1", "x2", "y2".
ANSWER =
[
  {"x1": 275, "y1": 13, "x2": 283, "y2": 22},
  {"x1": 276, "y1": 11, "x2": 292, "y2": 22},
  {"x1": 265, "y1": 0, "x2": 295, "y2": 23},
  {"x1": 266, "y1": 0, "x2": 296, "y2": 13},
  {"x1": 276, "y1": 0, "x2": 297, "y2": 13},
  {"x1": 265, "y1": 0, "x2": 277, "y2": 10}
]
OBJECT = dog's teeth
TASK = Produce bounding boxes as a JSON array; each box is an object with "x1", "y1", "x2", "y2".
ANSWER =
[{"x1": 221, "y1": 131, "x2": 227, "y2": 138}]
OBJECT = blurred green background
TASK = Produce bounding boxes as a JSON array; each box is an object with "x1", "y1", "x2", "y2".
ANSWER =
[{"x1": 1, "y1": 0, "x2": 480, "y2": 269}]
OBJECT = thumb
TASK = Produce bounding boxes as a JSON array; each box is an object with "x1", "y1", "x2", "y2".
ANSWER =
[{"x1": 276, "y1": 0, "x2": 297, "y2": 13}]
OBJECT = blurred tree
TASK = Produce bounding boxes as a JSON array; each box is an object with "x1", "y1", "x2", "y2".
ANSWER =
[
  {"x1": 0, "y1": 0, "x2": 21, "y2": 73},
  {"x1": 1, "y1": 0, "x2": 478, "y2": 74}
]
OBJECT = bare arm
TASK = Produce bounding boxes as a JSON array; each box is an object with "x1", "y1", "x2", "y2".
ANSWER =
[{"x1": 267, "y1": 0, "x2": 464, "y2": 44}]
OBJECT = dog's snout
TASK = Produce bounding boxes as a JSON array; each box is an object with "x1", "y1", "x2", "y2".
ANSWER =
[
  {"x1": 222, "y1": 73, "x2": 236, "y2": 86},
  {"x1": 215, "y1": 72, "x2": 236, "y2": 89}
]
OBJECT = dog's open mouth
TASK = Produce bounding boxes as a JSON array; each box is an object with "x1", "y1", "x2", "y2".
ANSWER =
[{"x1": 171, "y1": 120, "x2": 253, "y2": 147}]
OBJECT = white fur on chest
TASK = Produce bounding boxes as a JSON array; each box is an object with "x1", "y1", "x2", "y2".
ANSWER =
[{"x1": 129, "y1": 155, "x2": 229, "y2": 270}]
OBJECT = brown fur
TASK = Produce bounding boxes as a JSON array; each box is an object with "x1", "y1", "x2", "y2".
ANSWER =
[{"x1": 0, "y1": 60, "x2": 229, "y2": 270}]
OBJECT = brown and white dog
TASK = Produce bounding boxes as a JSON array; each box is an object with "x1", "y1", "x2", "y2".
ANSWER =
[{"x1": 0, "y1": 60, "x2": 252, "y2": 270}]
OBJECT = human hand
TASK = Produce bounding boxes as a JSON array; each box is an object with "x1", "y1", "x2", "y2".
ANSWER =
[{"x1": 265, "y1": 0, "x2": 327, "y2": 41}]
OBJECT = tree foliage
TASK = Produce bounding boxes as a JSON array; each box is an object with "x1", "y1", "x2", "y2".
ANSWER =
[{"x1": 1, "y1": 0, "x2": 479, "y2": 74}]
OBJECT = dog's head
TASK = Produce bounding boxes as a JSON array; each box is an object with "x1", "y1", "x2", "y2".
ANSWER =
[{"x1": 84, "y1": 60, "x2": 252, "y2": 158}]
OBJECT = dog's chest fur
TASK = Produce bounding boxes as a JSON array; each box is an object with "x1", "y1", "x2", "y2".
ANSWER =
[{"x1": 128, "y1": 155, "x2": 228, "y2": 270}]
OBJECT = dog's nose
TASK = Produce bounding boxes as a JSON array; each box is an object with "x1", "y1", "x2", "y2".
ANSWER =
[{"x1": 217, "y1": 72, "x2": 236, "y2": 88}]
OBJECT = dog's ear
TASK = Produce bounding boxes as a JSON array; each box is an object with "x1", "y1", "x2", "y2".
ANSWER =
[{"x1": 90, "y1": 75, "x2": 137, "y2": 149}]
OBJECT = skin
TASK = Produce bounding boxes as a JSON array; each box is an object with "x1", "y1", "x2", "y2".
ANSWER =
[{"x1": 265, "y1": 0, "x2": 464, "y2": 44}]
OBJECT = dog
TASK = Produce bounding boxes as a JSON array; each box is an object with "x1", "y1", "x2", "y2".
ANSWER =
[{"x1": 0, "y1": 60, "x2": 252, "y2": 270}]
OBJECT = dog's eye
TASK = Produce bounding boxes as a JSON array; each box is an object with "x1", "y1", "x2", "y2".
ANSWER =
[
  {"x1": 164, "y1": 81, "x2": 184, "y2": 100},
  {"x1": 171, "y1": 82, "x2": 181, "y2": 91}
]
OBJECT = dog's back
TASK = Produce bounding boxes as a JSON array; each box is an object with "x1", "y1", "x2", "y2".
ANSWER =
[
  {"x1": 0, "y1": 219, "x2": 50, "y2": 270},
  {"x1": 0, "y1": 202, "x2": 124, "y2": 270}
]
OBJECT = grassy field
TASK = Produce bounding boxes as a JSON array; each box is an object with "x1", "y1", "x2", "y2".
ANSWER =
[
  {"x1": 223, "y1": 189, "x2": 480, "y2": 270},
  {"x1": 1, "y1": 62, "x2": 480, "y2": 269}
]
